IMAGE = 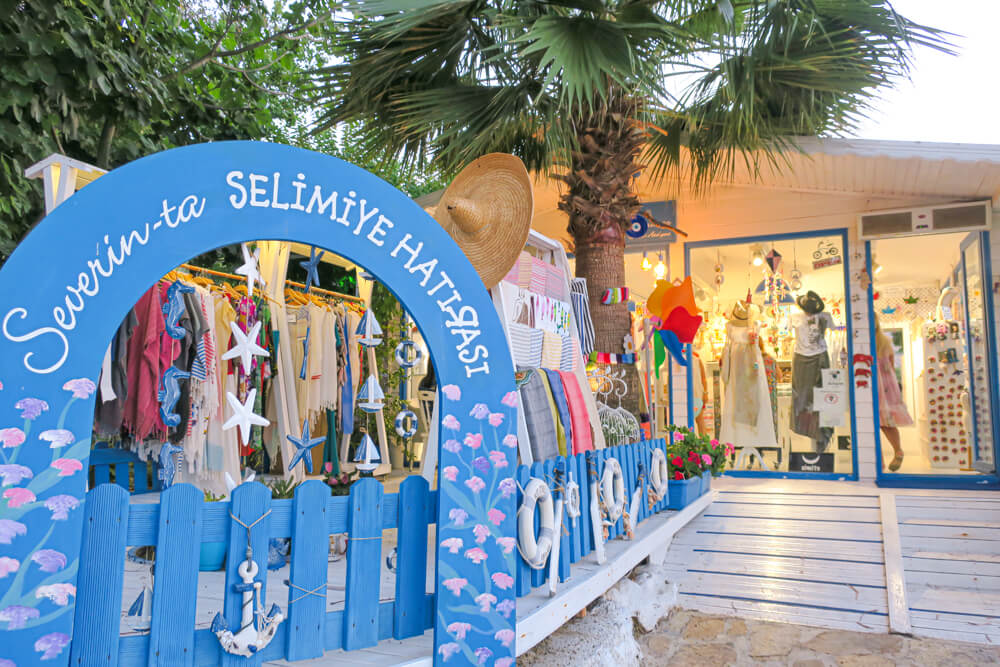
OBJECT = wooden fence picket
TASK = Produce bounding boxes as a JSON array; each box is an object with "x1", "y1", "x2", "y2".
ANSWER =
[
  {"x1": 578, "y1": 452, "x2": 593, "y2": 557},
  {"x1": 285, "y1": 480, "x2": 330, "y2": 661},
  {"x1": 528, "y1": 461, "x2": 547, "y2": 589},
  {"x1": 554, "y1": 458, "x2": 571, "y2": 583},
  {"x1": 70, "y1": 483, "x2": 131, "y2": 666},
  {"x1": 394, "y1": 476, "x2": 430, "y2": 639},
  {"x1": 148, "y1": 484, "x2": 203, "y2": 666},
  {"x1": 343, "y1": 477, "x2": 384, "y2": 650}
]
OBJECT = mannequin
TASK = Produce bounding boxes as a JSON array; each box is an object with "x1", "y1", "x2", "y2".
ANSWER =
[
  {"x1": 790, "y1": 291, "x2": 836, "y2": 452},
  {"x1": 720, "y1": 301, "x2": 777, "y2": 450}
]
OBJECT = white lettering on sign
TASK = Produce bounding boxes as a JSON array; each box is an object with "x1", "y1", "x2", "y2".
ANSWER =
[
  {"x1": 3, "y1": 194, "x2": 205, "y2": 374},
  {"x1": 5, "y1": 170, "x2": 492, "y2": 379}
]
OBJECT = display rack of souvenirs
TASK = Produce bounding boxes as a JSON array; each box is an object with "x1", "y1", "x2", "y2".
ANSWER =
[{"x1": 921, "y1": 315, "x2": 972, "y2": 469}]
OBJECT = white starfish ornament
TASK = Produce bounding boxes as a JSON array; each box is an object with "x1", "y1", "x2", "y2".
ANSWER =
[
  {"x1": 222, "y1": 321, "x2": 269, "y2": 372},
  {"x1": 223, "y1": 389, "x2": 269, "y2": 443},
  {"x1": 235, "y1": 243, "x2": 265, "y2": 297}
]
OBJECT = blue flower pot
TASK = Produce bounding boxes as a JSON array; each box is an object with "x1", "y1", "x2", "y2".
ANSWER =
[
  {"x1": 701, "y1": 471, "x2": 712, "y2": 496},
  {"x1": 668, "y1": 476, "x2": 700, "y2": 509},
  {"x1": 199, "y1": 541, "x2": 228, "y2": 571}
]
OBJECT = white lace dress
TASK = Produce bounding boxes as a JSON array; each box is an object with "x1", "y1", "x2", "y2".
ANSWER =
[{"x1": 719, "y1": 323, "x2": 778, "y2": 448}]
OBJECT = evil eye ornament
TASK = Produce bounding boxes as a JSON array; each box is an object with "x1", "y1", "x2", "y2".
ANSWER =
[
  {"x1": 626, "y1": 214, "x2": 649, "y2": 239},
  {"x1": 394, "y1": 340, "x2": 424, "y2": 369},
  {"x1": 714, "y1": 273, "x2": 725, "y2": 287},
  {"x1": 394, "y1": 410, "x2": 419, "y2": 439}
]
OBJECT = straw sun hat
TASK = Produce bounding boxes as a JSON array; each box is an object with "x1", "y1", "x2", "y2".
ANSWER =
[{"x1": 431, "y1": 153, "x2": 534, "y2": 289}]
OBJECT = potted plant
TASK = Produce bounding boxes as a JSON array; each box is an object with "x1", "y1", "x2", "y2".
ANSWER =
[
  {"x1": 322, "y1": 463, "x2": 357, "y2": 497},
  {"x1": 665, "y1": 428, "x2": 704, "y2": 509},
  {"x1": 200, "y1": 489, "x2": 228, "y2": 571}
]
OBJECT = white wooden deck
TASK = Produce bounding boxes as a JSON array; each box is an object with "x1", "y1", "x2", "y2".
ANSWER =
[{"x1": 664, "y1": 477, "x2": 1000, "y2": 645}]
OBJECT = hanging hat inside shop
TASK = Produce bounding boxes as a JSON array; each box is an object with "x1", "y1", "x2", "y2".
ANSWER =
[
  {"x1": 731, "y1": 300, "x2": 755, "y2": 325},
  {"x1": 796, "y1": 290, "x2": 825, "y2": 315},
  {"x1": 429, "y1": 153, "x2": 534, "y2": 289}
]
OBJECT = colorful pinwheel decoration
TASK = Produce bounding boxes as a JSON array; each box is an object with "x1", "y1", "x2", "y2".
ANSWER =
[{"x1": 646, "y1": 276, "x2": 703, "y2": 368}]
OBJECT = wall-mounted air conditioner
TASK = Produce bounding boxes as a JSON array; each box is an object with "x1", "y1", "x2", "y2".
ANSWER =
[{"x1": 858, "y1": 200, "x2": 992, "y2": 241}]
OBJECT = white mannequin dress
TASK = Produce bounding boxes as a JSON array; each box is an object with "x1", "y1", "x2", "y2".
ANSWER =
[{"x1": 719, "y1": 322, "x2": 778, "y2": 448}]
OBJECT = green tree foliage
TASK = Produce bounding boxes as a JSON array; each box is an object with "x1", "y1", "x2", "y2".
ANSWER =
[{"x1": 0, "y1": 0, "x2": 334, "y2": 262}]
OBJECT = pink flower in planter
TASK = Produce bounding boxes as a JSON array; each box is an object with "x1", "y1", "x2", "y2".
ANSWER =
[
  {"x1": 51, "y1": 458, "x2": 83, "y2": 477},
  {"x1": 496, "y1": 537, "x2": 516, "y2": 554},
  {"x1": 474, "y1": 592, "x2": 496, "y2": 612},
  {"x1": 323, "y1": 462, "x2": 333, "y2": 474},
  {"x1": 495, "y1": 628, "x2": 515, "y2": 648},
  {"x1": 0, "y1": 557, "x2": 19, "y2": 578},
  {"x1": 443, "y1": 439, "x2": 462, "y2": 454},
  {"x1": 488, "y1": 412, "x2": 504, "y2": 427},
  {"x1": 447, "y1": 622, "x2": 471, "y2": 640},
  {"x1": 443, "y1": 466, "x2": 459, "y2": 482},
  {"x1": 725, "y1": 442, "x2": 735, "y2": 456},
  {"x1": 498, "y1": 478, "x2": 516, "y2": 499},
  {"x1": 35, "y1": 583, "x2": 75, "y2": 606},
  {"x1": 465, "y1": 547, "x2": 488, "y2": 564},
  {"x1": 62, "y1": 378, "x2": 96, "y2": 399},
  {"x1": 0, "y1": 428, "x2": 25, "y2": 449},
  {"x1": 438, "y1": 642, "x2": 461, "y2": 661},
  {"x1": 488, "y1": 450, "x2": 508, "y2": 468},
  {"x1": 39, "y1": 429, "x2": 74, "y2": 449},
  {"x1": 3, "y1": 488, "x2": 35, "y2": 508},
  {"x1": 502, "y1": 433, "x2": 517, "y2": 449},
  {"x1": 442, "y1": 578, "x2": 467, "y2": 596},
  {"x1": 464, "y1": 476, "x2": 485, "y2": 493},
  {"x1": 464, "y1": 433, "x2": 483, "y2": 449},
  {"x1": 441, "y1": 385, "x2": 461, "y2": 401},
  {"x1": 702, "y1": 454, "x2": 712, "y2": 466},
  {"x1": 496, "y1": 599, "x2": 515, "y2": 618},
  {"x1": 442, "y1": 414, "x2": 461, "y2": 431},
  {"x1": 672, "y1": 431, "x2": 684, "y2": 443},
  {"x1": 501, "y1": 391, "x2": 518, "y2": 408},
  {"x1": 448, "y1": 508, "x2": 468, "y2": 526},
  {"x1": 469, "y1": 403, "x2": 490, "y2": 420},
  {"x1": 0, "y1": 464, "x2": 32, "y2": 487},
  {"x1": 441, "y1": 538, "x2": 463, "y2": 554},
  {"x1": 473, "y1": 524, "x2": 490, "y2": 544},
  {"x1": 487, "y1": 508, "x2": 506, "y2": 526},
  {"x1": 710, "y1": 439, "x2": 720, "y2": 448},
  {"x1": 491, "y1": 572, "x2": 514, "y2": 590}
]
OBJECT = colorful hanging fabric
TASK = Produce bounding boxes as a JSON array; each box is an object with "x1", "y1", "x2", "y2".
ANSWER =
[
  {"x1": 588, "y1": 351, "x2": 638, "y2": 365},
  {"x1": 601, "y1": 287, "x2": 629, "y2": 304}
]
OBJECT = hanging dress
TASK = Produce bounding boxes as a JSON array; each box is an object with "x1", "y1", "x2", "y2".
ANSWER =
[{"x1": 719, "y1": 323, "x2": 777, "y2": 448}]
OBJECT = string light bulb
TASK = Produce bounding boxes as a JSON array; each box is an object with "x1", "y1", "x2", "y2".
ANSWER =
[
  {"x1": 751, "y1": 244, "x2": 765, "y2": 267},
  {"x1": 641, "y1": 251, "x2": 651, "y2": 271},
  {"x1": 654, "y1": 253, "x2": 667, "y2": 279},
  {"x1": 873, "y1": 260, "x2": 883, "y2": 275}
]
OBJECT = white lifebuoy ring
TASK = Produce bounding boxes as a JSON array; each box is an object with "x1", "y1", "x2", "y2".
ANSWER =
[
  {"x1": 600, "y1": 458, "x2": 626, "y2": 523},
  {"x1": 564, "y1": 474, "x2": 581, "y2": 519},
  {"x1": 650, "y1": 448, "x2": 669, "y2": 497},
  {"x1": 518, "y1": 478, "x2": 555, "y2": 570}
]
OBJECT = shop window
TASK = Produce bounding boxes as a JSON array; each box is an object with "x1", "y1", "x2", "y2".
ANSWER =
[
  {"x1": 870, "y1": 232, "x2": 997, "y2": 476},
  {"x1": 687, "y1": 233, "x2": 854, "y2": 476}
]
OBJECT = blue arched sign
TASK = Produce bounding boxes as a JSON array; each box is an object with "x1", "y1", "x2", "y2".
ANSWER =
[{"x1": 0, "y1": 142, "x2": 517, "y2": 665}]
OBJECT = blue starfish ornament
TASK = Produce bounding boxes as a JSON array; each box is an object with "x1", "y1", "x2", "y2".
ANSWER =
[
  {"x1": 299, "y1": 246, "x2": 325, "y2": 292},
  {"x1": 286, "y1": 419, "x2": 325, "y2": 474}
]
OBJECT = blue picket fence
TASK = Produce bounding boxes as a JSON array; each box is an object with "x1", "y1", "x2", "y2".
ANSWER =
[
  {"x1": 89, "y1": 442, "x2": 162, "y2": 494},
  {"x1": 69, "y1": 476, "x2": 436, "y2": 666},
  {"x1": 70, "y1": 438, "x2": 682, "y2": 665}
]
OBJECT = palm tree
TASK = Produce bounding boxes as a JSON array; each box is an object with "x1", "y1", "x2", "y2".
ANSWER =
[{"x1": 314, "y1": 1, "x2": 945, "y2": 414}]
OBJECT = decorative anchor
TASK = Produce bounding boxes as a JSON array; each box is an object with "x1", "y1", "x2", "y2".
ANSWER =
[{"x1": 211, "y1": 550, "x2": 284, "y2": 656}]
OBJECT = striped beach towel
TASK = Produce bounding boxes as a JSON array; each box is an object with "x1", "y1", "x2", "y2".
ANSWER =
[
  {"x1": 570, "y1": 278, "x2": 595, "y2": 356},
  {"x1": 541, "y1": 331, "x2": 562, "y2": 369},
  {"x1": 509, "y1": 322, "x2": 543, "y2": 367}
]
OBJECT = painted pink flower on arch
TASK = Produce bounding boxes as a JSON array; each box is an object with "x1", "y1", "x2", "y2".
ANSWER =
[
  {"x1": 51, "y1": 458, "x2": 83, "y2": 477},
  {"x1": 62, "y1": 378, "x2": 96, "y2": 399},
  {"x1": 495, "y1": 628, "x2": 515, "y2": 648},
  {"x1": 489, "y1": 450, "x2": 508, "y2": 468},
  {"x1": 442, "y1": 465, "x2": 459, "y2": 482},
  {"x1": 474, "y1": 646, "x2": 493, "y2": 665},
  {"x1": 0, "y1": 557, "x2": 19, "y2": 578},
  {"x1": 34, "y1": 633, "x2": 70, "y2": 661},
  {"x1": 39, "y1": 429, "x2": 74, "y2": 449},
  {"x1": 0, "y1": 428, "x2": 25, "y2": 449},
  {"x1": 496, "y1": 658, "x2": 514, "y2": 667},
  {"x1": 14, "y1": 398, "x2": 48, "y2": 420},
  {"x1": 501, "y1": 391, "x2": 518, "y2": 408},
  {"x1": 487, "y1": 508, "x2": 506, "y2": 526},
  {"x1": 35, "y1": 583, "x2": 76, "y2": 606},
  {"x1": 498, "y1": 478, "x2": 517, "y2": 499},
  {"x1": 448, "y1": 508, "x2": 468, "y2": 526},
  {"x1": 464, "y1": 547, "x2": 488, "y2": 564},
  {"x1": 442, "y1": 439, "x2": 462, "y2": 454},
  {"x1": 0, "y1": 464, "x2": 32, "y2": 487},
  {"x1": 0, "y1": 519, "x2": 26, "y2": 544},
  {"x1": 474, "y1": 592, "x2": 496, "y2": 612},
  {"x1": 469, "y1": 403, "x2": 489, "y2": 420},
  {"x1": 438, "y1": 643, "x2": 461, "y2": 661},
  {"x1": 0, "y1": 605, "x2": 39, "y2": 629},
  {"x1": 3, "y1": 487, "x2": 35, "y2": 508},
  {"x1": 496, "y1": 536, "x2": 516, "y2": 554},
  {"x1": 446, "y1": 622, "x2": 471, "y2": 640},
  {"x1": 473, "y1": 524, "x2": 490, "y2": 544},
  {"x1": 502, "y1": 433, "x2": 518, "y2": 449},
  {"x1": 496, "y1": 599, "x2": 515, "y2": 618},
  {"x1": 44, "y1": 494, "x2": 79, "y2": 520},
  {"x1": 31, "y1": 549, "x2": 66, "y2": 573},
  {"x1": 441, "y1": 537, "x2": 463, "y2": 554},
  {"x1": 464, "y1": 433, "x2": 483, "y2": 449},
  {"x1": 464, "y1": 476, "x2": 485, "y2": 493},
  {"x1": 488, "y1": 412, "x2": 504, "y2": 427},
  {"x1": 442, "y1": 577, "x2": 467, "y2": 596},
  {"x1": 491, "y1": 572, "x2": 514, "y2": 590},
  {"x1": 441, "y1": 385, "x2": 461, "y2": 401},
  {"x1": 442, "y1": 414, "x2": 461, "y2": 431}
]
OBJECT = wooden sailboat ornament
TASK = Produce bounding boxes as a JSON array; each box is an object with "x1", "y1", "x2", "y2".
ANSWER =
[
  {"x1": 357, "y1": 374, "x2": 385, "y2": 412},
  {"x1": 356, "y1": 309, "x2": 383, "y2": 347},
  {"x1": 354, "y1": 432, "x2": 382, "y2": 473}
]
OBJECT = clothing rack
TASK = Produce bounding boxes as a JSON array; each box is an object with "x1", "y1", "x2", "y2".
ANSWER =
[{"x1": 178, "y1": 263, "x2": 364, "y2": 303}]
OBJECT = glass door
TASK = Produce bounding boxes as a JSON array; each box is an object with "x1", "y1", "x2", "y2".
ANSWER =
[{"x1": 961, "y1": 234, "x2": 997, "y2": 473}]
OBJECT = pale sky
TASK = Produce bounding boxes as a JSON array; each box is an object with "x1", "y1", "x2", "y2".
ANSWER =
[{"x1": 855, "y1": 0, "x2": 1000, "y2": 145}]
